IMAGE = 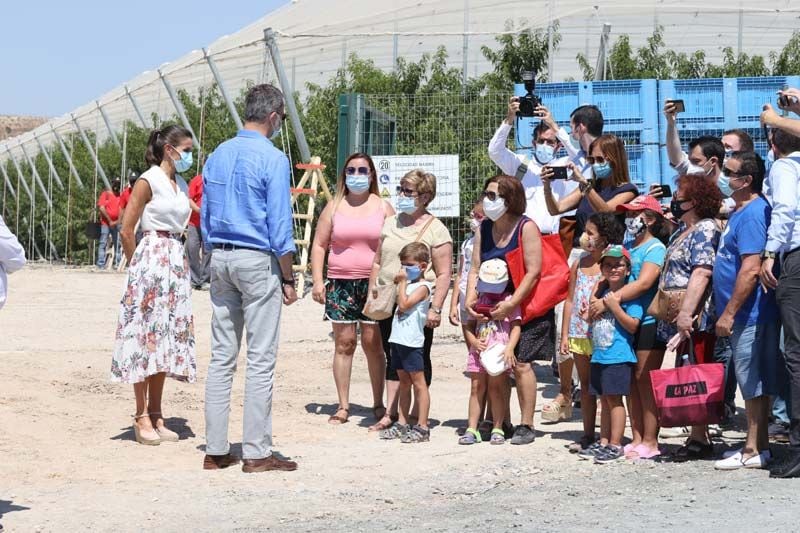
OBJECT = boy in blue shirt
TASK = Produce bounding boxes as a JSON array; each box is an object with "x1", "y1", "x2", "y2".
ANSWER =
[{"x1": 583, "y1": 245, "x2": 643, "y2": 464}]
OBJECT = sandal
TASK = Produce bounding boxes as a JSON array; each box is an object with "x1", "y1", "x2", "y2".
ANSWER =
[
  {"x1": 459, "y1": 428, "x2": 481, "y2": 445},
  {"x1": 401, "y1": 424, "x2": 430, "y2": 443},
  {"x1": 541, "y1": 397, "x2": 573, "y2": 422},
  {"x1": 328, "y1": 407, "x2": 349, "y2": 425},
  {"x1": 132, "y1": 413, "x2": 161, "y2": 446},
  {"x1": 372, "y1": 405, "x2": 386, "y2": 421},
  {"x1": 148, "y1": 411, "x2": 179, "y2": 442},
  {"x1": 379, "y1": 422, "x2": 409, "y2": 440},
  {"x1": 673, "y1": 439, "x2": 713, "y2": 462},
  {"x1": 490, "y1": 428, "x2": 506, "y2": 445},
  {"x1": 368, "y1": 414, "x2": 394, "y2": 432}
]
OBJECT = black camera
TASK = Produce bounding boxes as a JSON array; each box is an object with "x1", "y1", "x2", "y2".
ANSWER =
[{"x1": 516, "y1": 70, "x2": 542, "y2": 117}]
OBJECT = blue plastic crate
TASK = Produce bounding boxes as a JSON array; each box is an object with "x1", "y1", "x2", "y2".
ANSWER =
[{"x1": 737, "y1": 76, "x2": 800, "y2": 124}]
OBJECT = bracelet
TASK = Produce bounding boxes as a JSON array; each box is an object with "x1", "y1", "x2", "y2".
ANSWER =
[{"x1": 281, "y1": 278, "x2": 296, "y2": 287}]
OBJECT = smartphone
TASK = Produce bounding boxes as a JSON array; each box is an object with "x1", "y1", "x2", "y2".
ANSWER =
[
  {"x1": 659, "y1": 184, "x2": 672, "y2": 197},
  {"x1": 548, "y1": 166, "x2": 568, "y2": 179},
  {"x1": 475, "y1": 303, "x2": 494, "y2": 317},
  {"x1": 666, "y1": 99, "x2": 685, "y2": 113}
]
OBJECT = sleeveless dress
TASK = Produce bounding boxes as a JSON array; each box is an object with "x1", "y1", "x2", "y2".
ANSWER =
[{"x1": 110, "y1": 166, "x2": 196, "y2": 384}]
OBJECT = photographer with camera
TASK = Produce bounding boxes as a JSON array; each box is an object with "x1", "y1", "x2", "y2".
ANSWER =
[{"x1": 761, "y1": 88, "x2": 800, "y2": 139}]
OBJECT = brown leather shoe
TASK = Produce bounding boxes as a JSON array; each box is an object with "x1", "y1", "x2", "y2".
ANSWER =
[
  {"x1": 242, "y1": 455, "x2": 298, "y2": 473},
  {"x1": 203, "y1": 453, "x2": 241, "y2": 470}
]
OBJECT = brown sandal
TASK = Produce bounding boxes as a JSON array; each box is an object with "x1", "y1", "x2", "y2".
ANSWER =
[
  {"x1": 328, "y1": 407, "x2": 349, "y2": 425},
  {"x1": 368, "y1": 414, "x2": 394, "y2": 432}
]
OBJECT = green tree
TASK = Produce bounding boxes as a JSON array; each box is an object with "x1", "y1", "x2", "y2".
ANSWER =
[
  {"x1": 481, "y1": 20, "x2": 560, "y2": 90},
  {"x1": 771, "y1": 31, "x2": 800, "y2": 75}
]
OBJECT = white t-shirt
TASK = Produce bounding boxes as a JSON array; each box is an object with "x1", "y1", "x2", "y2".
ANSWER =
[
  {"x1": 139, "y1": 166, "x2": 191, "y2": 233},
  {"x1": 389, "y1": 280, "x2": 432, "y2": 348}
]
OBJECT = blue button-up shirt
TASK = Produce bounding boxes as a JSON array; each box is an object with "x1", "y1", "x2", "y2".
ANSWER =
[
  {"x1": 764, "y1": 152, "x2": 800, "y2": 253},
  {"x1": 201, "y1": 130, "x2": 295, "y2": 257}
]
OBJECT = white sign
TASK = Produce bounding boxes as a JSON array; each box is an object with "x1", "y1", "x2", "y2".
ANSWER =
[{"x1": 374, "y1": 155, "x2": 460, "y2": 217}]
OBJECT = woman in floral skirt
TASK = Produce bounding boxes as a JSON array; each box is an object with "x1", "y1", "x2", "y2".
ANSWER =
[{"x1": 111, "y1": 124, "x2": 196, "y2": 445}]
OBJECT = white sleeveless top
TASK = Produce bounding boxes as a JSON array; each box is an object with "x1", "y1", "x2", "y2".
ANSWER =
[{"x1": 139, "y1": 166, "x2": 191, "y2": 233}]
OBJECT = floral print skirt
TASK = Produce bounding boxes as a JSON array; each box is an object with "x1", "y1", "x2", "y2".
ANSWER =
[{"x1": 110, "y1": 232, "x2": 196, "y2": 384}]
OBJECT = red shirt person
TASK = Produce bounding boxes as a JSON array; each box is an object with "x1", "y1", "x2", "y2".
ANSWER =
[
  {"x1": 186, "y1": 175, "x2": 210, "y2": 288},
  {"x1": 96, "y1": 179, "x2": 122, "y2": 268}
]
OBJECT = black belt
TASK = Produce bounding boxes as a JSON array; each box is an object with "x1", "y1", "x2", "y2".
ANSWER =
[{"x1": 212, "y1": 243, "x2": 264, "y2": 252}]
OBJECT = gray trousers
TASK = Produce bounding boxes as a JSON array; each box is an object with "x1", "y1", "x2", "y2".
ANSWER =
[
  {"x1": 186, "y1": 225, "x2": 211, "y2": 287},
  {"x1": 205, "y1": 249, "x2": 282, "y2": 460}
]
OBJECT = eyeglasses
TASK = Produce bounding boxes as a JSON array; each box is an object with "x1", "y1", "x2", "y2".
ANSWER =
[
  {"x1": 482, "y1": 191, "x2": 500, "y2": 201},
  {"x1": 586, "y1": 156, "x2": 608, "y2": 165},
  {"x1": 535, "y1": 138, "x2": 559, "y2": 147},
  {"x1": 396, "y1": 186, "x2": 418, "y2": 197},
  {"x1": 723, "y1": 167, "x2": 749, "y2": 178},
  {"x1": 602, "y1": 262, "x2": 628, "y2": 271},
  {"x1": 346, "y1": 166, "x2": 370, "y2": 175}
]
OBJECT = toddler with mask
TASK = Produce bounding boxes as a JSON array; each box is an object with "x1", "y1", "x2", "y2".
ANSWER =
[{"x1": 388, "y1": 242, "x2": 434, "y2": 443}]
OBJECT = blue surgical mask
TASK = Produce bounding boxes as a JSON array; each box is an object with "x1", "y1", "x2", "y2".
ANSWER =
[
  {"x1": 345, "y1": 174, "x2": 370, "y2": 194},
  {"x1": 174, "y1": 150, "x2": 193, "y2": 173},
  {"x1": 717, "y1": 174, "x2": 734, "y2": 197},
  {"x1": 270, "y1": 115, "x2": 282, "y2": 140},
  {"x1": 403, "y1": 264, "x2": 422, "y2": 281},
  {"x1": 592, "y1": 162, "x2": 612, "y2": 179},
  {"x1": 533, "y1": 143, "x2": 555, "y2": 164},
  {"x1": 396, "y1": 196, "x2": 417, "y2": 214}
]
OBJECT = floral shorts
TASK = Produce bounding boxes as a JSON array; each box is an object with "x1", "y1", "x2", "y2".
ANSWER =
[{"x1": 324, "y1": 278, "x2": 375, "y2": 323}]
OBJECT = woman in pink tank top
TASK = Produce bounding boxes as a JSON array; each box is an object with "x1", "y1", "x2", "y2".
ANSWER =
[{"x1": 311, "y1": 153, "x2": 394, "y2": 425}]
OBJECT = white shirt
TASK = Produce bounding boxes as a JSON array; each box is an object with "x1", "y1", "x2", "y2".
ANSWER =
[
  {"x1": 488, "y1": 123, "x2": 579, "y2": 234},
  {"x1": 388, "y1": 280, "x2": 432, "y2": 348},
  {"x1": 764, "y1": 151, "x2": 800, "y2": 253},
  {"x1": 0, "y1": 215, "x2": 26, "y2": 310},
  {"x1": 139, "y1": 166, "x2": 191, "y2": 233}
]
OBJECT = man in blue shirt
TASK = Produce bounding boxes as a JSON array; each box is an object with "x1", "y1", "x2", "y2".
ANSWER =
[
  {"x1": 201, "y1": 83, "x2": 298, "y2": 474},
  {"x1": 712, "y1": 152, "x2": 778, "y2": 471}
]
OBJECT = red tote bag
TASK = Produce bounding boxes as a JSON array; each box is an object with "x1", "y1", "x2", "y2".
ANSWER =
[
  {"x1": 505, "y1": 219, "x2": 570, "y2": 324},
  {"x1": 650, "y1": 341, "x2": 724, "y2": 427}
]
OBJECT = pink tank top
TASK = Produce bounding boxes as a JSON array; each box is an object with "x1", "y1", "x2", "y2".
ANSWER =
[{"x1": 327, "y1": 205, "x2": 384, "y2": 279}]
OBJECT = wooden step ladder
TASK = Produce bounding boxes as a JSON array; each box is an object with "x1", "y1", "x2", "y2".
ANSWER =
[{"x1": 291, "y1": 156, "x2": 332, "y2": 294}]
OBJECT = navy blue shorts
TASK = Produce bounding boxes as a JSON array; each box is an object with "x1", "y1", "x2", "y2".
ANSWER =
[
  {"x1": 589, "y1": 362, "x2": 633, "y2": 396},
  {"x1": 390, "y1": 343, "x2": 425, "y2": 373}
]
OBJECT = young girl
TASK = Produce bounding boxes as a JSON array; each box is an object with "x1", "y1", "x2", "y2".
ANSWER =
[
  {"x1": 558, "y1": 212, "x2": 624, "y2": 452},
  {"x1": 583, "y1": 245, "x2": 643, "y2": 464},
  {"x1": 449, "y1": 201, "x2": 485, "y2": 341},
  {"x1": 459, "y1": 258, "x2": 521, "y2": 445},
  {"x1": 387, "y1": 242, "x2": 434, "y2": 443}
]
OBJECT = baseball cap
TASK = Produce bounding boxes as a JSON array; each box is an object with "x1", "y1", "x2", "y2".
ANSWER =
[
  {"x1": 600, "y1": 244, "x2": 631, "y2": 264},
  {"x1": 616, "y1": 195, "x2": 662, "y2": 214},
  {"x1": 477, "y1": 258, "x2": 509, "y2": 294}
]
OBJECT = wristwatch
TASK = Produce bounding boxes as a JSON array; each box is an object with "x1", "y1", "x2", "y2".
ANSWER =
[
  {"x1": 761, "y1": 250, "x2": 777, "y2": 260},
  {"x1": 431, "y1": 306, "x2": 442, "y2": 315}
]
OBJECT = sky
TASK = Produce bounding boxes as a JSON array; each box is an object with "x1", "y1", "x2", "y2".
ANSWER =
[{"x1": 0, "y1": 0, "x2": 288, "y2": 117}]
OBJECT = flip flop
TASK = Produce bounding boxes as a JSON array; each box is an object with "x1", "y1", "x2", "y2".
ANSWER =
[{"x1": 632, "y1": 444, "x2": 662, "y2": 460}]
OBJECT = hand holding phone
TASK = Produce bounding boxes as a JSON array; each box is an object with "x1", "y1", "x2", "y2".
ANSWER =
[
  {"x1": 664, "y1": 99, "x2": 685, "y2": 115},
  {"x1": 544, "y1": 165, "x2": 568, "y2": 180}
]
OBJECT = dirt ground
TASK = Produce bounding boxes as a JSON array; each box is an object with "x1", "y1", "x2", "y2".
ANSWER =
[{"x1": 1, "y1": 266, "x2": 798, "y2": 532}]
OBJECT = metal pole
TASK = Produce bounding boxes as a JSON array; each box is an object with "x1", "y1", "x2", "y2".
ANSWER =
[
  {"x1": 203, "y1": 48, "x2": 244, "y2": 130},
  {"x1": 97, "y1": 101, "x2": 121, "y2": 149},
  {"x1": 158, "y1": 68, "x2": 200, "y2": 148},
  {"x1": 52, "y1": 126, "x2": 84, "y2": 189},
  {"x1": 462, "y1": 0, "x2": 469, "y2": 90},
  {"x1": 72, "y1": 114, "x2": 111, "y2": 190},
  {"x1": 594, "y1": 23, "x2": 611, "y2": 81},
  {"x1": 19, "y1": 142, "x2": 53, "y2": 208},
  {"x1": 21, "y1": 215, "x2": 44, "y2": 260},
  {"x1": 34, "y1": 135, "x2": 64, "y2": 190},
  {"x1": 392, "y1": 21, "x2": 399, "y2": 72},
  {"x1": 0, "y1": 158, "x2": 17, "y2": 200},
  {"x1": 6, "y1": 148, "x2": 34, "y2": 200},
  {"x1": 737, "y1": 8, "x2": 744, "y2": 57},
  {"x1": 264, "y1": 27, "x2": 312, "y2": 162},
  {"x1": 547, "y1": 0, "x2": 554, "y2": 81},
  {"x1": 125, "y1": 86, "x2": 150, "y2": 129}
]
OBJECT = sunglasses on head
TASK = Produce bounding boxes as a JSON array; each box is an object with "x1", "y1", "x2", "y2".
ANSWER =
[{"x1": 346, "y1": 166, "x2": 370, "y2": 175}]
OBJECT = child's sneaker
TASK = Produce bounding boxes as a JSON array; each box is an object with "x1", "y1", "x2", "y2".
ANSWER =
[
  {"x1": 401, "y1": 424, "x2": 430, "y2": 443},
  {"x1": 379, "y1": 423, "x2": 409, "y2": 440},
  {"x1": 577, "y1": 442, "x2": 603, "y2": 460},
  {"x1": 594, "y1": 445, "x2": 625, "y2": 464}
]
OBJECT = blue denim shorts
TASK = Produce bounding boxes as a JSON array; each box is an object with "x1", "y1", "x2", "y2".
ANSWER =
[
  {"x1": 390, "y1": 343, "x2": 425, "y2": 373},
  {"x1": 730, "y1": 320, "x2": 781, "y2": 400}
]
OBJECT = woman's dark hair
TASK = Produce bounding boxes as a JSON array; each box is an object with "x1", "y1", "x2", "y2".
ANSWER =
[
  {"x1": 677, "y1": 174, "x2": 722, "y2": 220},
  {"x1": 145, "y1": 125, "x2": 193, "y2": 167},
  {"x1": 641, "y1": 209, "x2": 671, "y2": 244},
  {"x1": 485, "y1": 175, "x2": 526, "y2": 216},
  {"x1": 587, "y1": 212, "x2": 624, "y2": 245}
]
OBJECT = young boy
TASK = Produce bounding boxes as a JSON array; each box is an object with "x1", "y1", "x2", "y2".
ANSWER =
[
  {"x1": 389, "y1": 242, "x2": 434, "y2": 443},
  {"x1": 583, "y1": 245, "x2": 643, "y2": 464}
]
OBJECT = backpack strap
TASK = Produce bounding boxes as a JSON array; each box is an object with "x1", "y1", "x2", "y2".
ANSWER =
[{"x1": 515, "y1": 156, "x2": 531, "y2": 181}]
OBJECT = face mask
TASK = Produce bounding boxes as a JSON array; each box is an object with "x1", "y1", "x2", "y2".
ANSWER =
[
  {"x1": 592, "y1": 162, "x2": 612, "y2": 179},
  {"x1": 469, "y1": 218, "x2": 481, "y2": 233},
  {"x1": 533, "y1": 143, "x2": 555, "y2": 164},
  {"x1": 396, "y1": 196, "x2": 417, "y2": 214},
  {"x1": 345, "y1": 174, "x2": 370, "y2": 194},
  {"x1": 403, "y1": 264, "x2": 422, "y2": 281},
  {"x1": 482, "y1": 197, "x2": 507, "y2": 221},
  {"x1": 687, "y1": 161, "x2": 712, "y2": 176},
  {"x1": 670, "y1": 198, "x2": 690, "y2": 220},
  {"x1": 624, "y1": 215, "x2": 645, "y2": 237},
  {"x1": 578, "y1": 233, "x2": 600, "y2": 252},
  {"x1": 270, "y1": 115, "x2": 282, "y2": 140},
  {"x1": 173, "y1": 149, "x2": 193, "y2": 173},
  {"x1": 717, "y1": 174, "x2": 734, "y2": 197}
]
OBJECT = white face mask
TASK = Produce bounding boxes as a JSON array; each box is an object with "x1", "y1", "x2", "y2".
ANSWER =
[
  {"x1": 482, "y1": 196, "x2": 507, "y2": 222},
  {"x1": 687, "y1": 160, "x2": 712, "y2": 176},
  {"x1": 624, "y1": 215, "x2": 646, "y2": 237}
]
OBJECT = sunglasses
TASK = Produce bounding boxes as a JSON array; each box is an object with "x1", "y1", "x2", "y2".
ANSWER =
[
  {"x1": 346, "y1": 166, "x2": 371, "y2": 175},
  {"x1": 723, "y1": 167, "x2": 748, "y2": 178},
  {"x1": 586, "y1": 156, "x2": 608, "y2": 165},
  {"x1": 482, "y1": 191, "x2": 500, "y2": 201},
  {"x1": 396, "y1": 186, "x2": 418, "y2": 197}
]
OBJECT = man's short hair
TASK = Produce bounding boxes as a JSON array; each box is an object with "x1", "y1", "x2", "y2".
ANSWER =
[
  {"x1": 722, "y1": 129, "x2": 754, "y2": 152},
  {"x1": 244, "y1": 84, "x2": 284, "y2": 124},
  {"x1": 688, "y1": 136, "x2": 725, "y2": 169},
  {"x1": 729, "y1": 151, "x2": 765, "y2": 193},
  {"x1": 772, "y1": 128, "x2": 800, "y2": 157},
  {"x1": 570, "y1": 105, "x2": 604, "y2": 137}
]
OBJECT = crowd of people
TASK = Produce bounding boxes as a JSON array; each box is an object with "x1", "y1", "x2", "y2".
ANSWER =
[{"x1": 2, "y1": 82, "x2": 800, "y2": 478}]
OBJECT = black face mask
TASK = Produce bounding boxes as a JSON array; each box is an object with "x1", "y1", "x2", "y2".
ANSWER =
[{"x1": 670, "y1": 198, "x2": 690, "y2": 220}]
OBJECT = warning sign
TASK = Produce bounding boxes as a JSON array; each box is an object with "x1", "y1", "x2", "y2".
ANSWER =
[{"x1": 374, "y1": 155, "x2": 460, "y2": 217}]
